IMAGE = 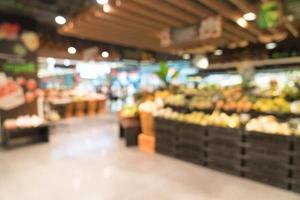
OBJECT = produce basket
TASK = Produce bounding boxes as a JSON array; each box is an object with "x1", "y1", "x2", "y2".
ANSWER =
[
  {"x1": 176, "y1": 147, "x2": 205, "y2": 165},
  {"x1": 245, "y1": 131, "x2": 292, "y2": 151},
  {"x1": 124, "y1": 126, "x2": 141, "y2": 147},
  {"x1": 206, "y1": 154, "x2": 242, "y2": 176},
  {"x1": 244, "y1": 171, "x2": 290, "y2": 189},
  {"x1": 206, "y1": 126, "x2": 243, "y2": 141},
  {"x1": 138, "y1": 133, "x2": 155, "y2": 153},
  {"x1": 156, "y1": 143, "x2": 177, "y2": 157},
  {"x1": 140, "y1": 111, "x2": 155, "y2": 136},
  {"x1": 118, "y1": 115, "x2": 140, "y2": 129}
]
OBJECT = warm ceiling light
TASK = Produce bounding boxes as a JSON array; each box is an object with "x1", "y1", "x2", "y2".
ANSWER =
[
  {"x1": 182, "y1": 54, "x2": 191, "y2": 60},
  {"x1": 103, "y1": 4, "x2": 111, "y2": 13},
  {"x1": 193, "y1": 55, "x2": 209, "y2": 69},
  {"x1": 213, "y1": 49, "x2": 223, "y2": 56},
  {"x1": 64, "y1": 59, "x2": 71, "y2": 66},
  {"x1": 55, "y1": 16, "x2": 66, "y2": 25},
  {"x1": 243, "y1": 12, "x2": 256, "y2": 21},
  {"x1": 236, "y1": 17, "x2": 248, "y2": 28},
  {"x1": 101, "y1": 51, "x2": 109, "y2": 58},
  {"x1": 68, "y1": 47, "x2": 77, "y2": 54},
  {"x1": 265, "y1": 42, "x2": 277, "y2": 50},
  {"x1": 96, "y1": 0, "x2": 109, "y2": 5}
]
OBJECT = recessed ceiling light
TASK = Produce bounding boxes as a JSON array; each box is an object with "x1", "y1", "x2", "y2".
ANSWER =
[
  {"x1": 55, "y1": 16, "x2": 66, "y2": 25},
  {"x1": 236, "y1": 17, "x2": 248, "y2": 28},
  {"x1": 103, "y1": 4, "x2": 111, "y2": 13},
  {"x1": 46, "y1": 57, "x2": 56, "y2": 65},
  {"x1": 96, "y1": 0, "x2": 109, "y2": 5},
  {"x1": 68, "y1": 47, "x2": 77, "y2": 54},
  {"x1": 265, "y1": 42, "x2": 277, "y2": 50},
  {"x1": 64, "y1": 59, "x2": 71, "y2": 66},
  {"x1": 101, "y1": 51, "x2": 109, "y2": 58},
  {"x1": 214, "y1": 49, "x2": 223, "y2": 56},
  {"x1": 243, "y1": 12, "x2": 256, "y2": 21},
  {"x1": 182, "y1": 54, "x2": 191, "y2": 60},
  {"x1": 193, "y1": 55, "x2": 209, "y2": 69}
]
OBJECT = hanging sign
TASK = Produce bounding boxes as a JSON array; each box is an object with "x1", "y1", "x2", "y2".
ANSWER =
[
  {"x1": 199, "y1": 16, "x2": 222, "y2": 40},
  {"x1": 258, "y1": 0, "x2": 280, "y2": 29},
  {"x1": 160, "y1": 16, "x2": 222, "y2": 47}
]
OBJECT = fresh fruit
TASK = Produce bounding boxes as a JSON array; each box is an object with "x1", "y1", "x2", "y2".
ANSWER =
[{"x1": 26, "y1": 79, "x2": 37, "y2": 91}]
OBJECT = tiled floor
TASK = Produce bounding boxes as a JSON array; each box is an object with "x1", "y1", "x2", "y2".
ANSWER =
[{"x1": 0, "y1": 114, "x2": 299, "y2": 200}]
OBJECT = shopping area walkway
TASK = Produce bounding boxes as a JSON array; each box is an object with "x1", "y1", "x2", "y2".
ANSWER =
[{"x1": 0, "y1": 115, "x2": 299, "y2": 200}]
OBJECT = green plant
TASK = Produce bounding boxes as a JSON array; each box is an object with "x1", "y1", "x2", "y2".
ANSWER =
[{"x1": 155, "y1": 62, "x2": 180, "y2": 88}]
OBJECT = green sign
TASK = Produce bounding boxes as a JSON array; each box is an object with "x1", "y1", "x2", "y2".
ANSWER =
[
  {"x1": 259, "y1": 1, "x2": 280, "y2": 29},
  {"x1": 3, "y1": 62, "x2": 35, "y2": 74}
]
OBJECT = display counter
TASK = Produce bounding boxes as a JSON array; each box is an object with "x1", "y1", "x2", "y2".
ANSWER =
[{"x1": 154, "y1": 117, "x2": 300, "y2": 193}]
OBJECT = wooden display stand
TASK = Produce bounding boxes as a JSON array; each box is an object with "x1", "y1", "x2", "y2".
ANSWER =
[
  {"x1": 75, "y1": 101, "x2": 85, "y2": 117},
  {"x1": 138, "y1": 134, "x2": 155, "y2": 153},
  {"x1": 2, "y1": 125, "x2": 49, "y2": 149},
  {"x1": 139, "y1": 111, "x2": 155, "y2": 136}
]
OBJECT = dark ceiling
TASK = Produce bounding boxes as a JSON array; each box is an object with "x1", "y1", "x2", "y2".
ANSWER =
[{"x1": 0, "y1": 0, "x2": 94, "y2": 26}]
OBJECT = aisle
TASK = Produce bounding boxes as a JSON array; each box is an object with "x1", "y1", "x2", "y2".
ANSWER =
[{"x1": 0, "y1": 114, "x2": 299, "y2": 200}]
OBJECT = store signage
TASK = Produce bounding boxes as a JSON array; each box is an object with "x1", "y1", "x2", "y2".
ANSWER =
[
  {"x1": 259, "y1": 0, "x2": 280, "y2": 29},
  {"x1": 0, "y1": 14, "x2": 39, "y2": 119},
  {"x1": 171, "y1": 25, "x2": 198, "y2": 43},
  {"x1": 199, "y1": 16, "x2": 222, "y2": 40},
  {"x1": 160, "y1": 16, "x2": 222, "y2": 47}
]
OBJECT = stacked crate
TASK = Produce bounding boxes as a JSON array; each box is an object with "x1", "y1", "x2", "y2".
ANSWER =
[
  {"x1": 154, "y1": 117, "x2": 178, "y2": 157},
  {"x1": 206, "y1": 127, "x2": 243, "y2": 176},
  {"x1": 292, "y1": 137, "x2": 300, "y2": 192},
  {"x1": 244, "y1": 132, "x2": 291, "y2": 189},
  {"x1": 176, "y1": 123, "x2": 206, "y2": 165}
]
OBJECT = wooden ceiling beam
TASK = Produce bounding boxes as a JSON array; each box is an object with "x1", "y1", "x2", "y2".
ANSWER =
[
  {"x1": 167, "y1": 0, "x2": 256, "y2": 43},
  {"x1": 131, "y1": 0, "x2": 199, "y2": 24},
  {"x1": 229, "y1": 0, "x2": 257, "y2": 13},
  {"x1": 95, "y1": 4, "x2": 166, "y2": 30},
  {"x1": 198, "y1": 0, "x2": 264, "y2": 36},
  {"x1": 90, "y1": 8, "x2": 160, "y2": 36},
  {"x1": 118, "y1": 0, "x2": 183, "y2": 27}
]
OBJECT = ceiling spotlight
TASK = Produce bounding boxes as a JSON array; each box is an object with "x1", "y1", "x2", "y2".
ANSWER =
[
  {"x1": 103, "y1": 4, "x2": 111, "y2": 13},
  {"x1": 55, "y1": 16, "x2": 66, "y2": 25},
  {"x1": 68, "y1": 47, "x2": 77, "y2": 54},
  {"x1": 214, "y1": 49, "x2": 223, "y2": 56},
  {"x1": 193, "y1": 55, "x2": 209, "y2": 69},
  {"x1": 46, "y1": 57, "x2": 56, "y2": 65},
  {"x1": 101, "y1": 51, "x2": 109, "y2": 58},
  {"x1": 182, "y1": 54, "x2": 191, "y2": 60},
  {"x1": 236, "y1": 17, "x2": 248, "y2": 28},
  {"x1": 266, "y1": 42, "x2": 277, "y2": 50},
  {"x1": 243, "y1": 12, "x2": 256, "y2": 21},
  {"x1": 96, "y1": 0, "x2": 109, "y2": 5},
  {"x1": 64, "y1": 59, "x2": 71, "y2": 66}
]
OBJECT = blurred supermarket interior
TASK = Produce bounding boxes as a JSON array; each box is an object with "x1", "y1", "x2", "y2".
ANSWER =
[{"x1": 1, "y1": 0, "x2": 300, "y2": 199}]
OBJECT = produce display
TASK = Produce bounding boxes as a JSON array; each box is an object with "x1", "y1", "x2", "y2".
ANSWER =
[
  {"x1": 120, "y1": 104, "x2": 139, "y2": 118},
  {"x1": 245, "y1": 116, "x2": 292, "y2": 135},
  {"x1": 164, "y1": 94, "x2": 185, "y2": 107},
  {"x1": 155, "y1": 108, "x2": 241, "y2": 128},
  {"x1": 253, "y1": 97, "x2": 290, "y2": 113},
  {"x1": 3, "y1": 115, "x2": 45, "y2": 130},
  {"x1": 139, "y1": 101, "x2": 159, "y2": 113}
]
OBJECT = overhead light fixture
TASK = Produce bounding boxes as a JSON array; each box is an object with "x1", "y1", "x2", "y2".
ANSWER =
[
  {"x1": 64, "y1": 59, "x2": 71, "y2": 66},
  {"x1": 193, "y1": 55, "x2": 209, "y2": 69},
  {"x1": 236, "y1": 17, "x2": 248, "y2": 28},
  {"x1": 103, "y1": 4, "x2": 111, "y2": 13},
  {"x1": 265, "y1": 42, "x2": 277, "y2": 50},
  {"x1": 101, "y1": 51, "x2": 109, "y2": 58},
  {"x1": 182, "y1": 54, "x2": 191, "y2": 60},
  {"x1": 68, "y1": 47, "x2": 77, "y2": 54},
  {"x1": 243, "y1": 12, "x2": 256, "y2": 21},
  {"x1": 46, "y1": 57, "x2": 56, "y2": 66},
  {"x1": 55, "y1": 16, "x2": 66, "y2": 25},
  {"x1": 96, "y1": 0, "x2": 109, "y2": 5},
  {"x1": 214, "y1": 49, "x2": 223, "y2": 56}
]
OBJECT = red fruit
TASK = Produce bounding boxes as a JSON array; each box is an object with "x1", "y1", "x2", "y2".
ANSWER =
[
  {"x1": 25, "y1": 92, "x2": 35, "y2": 103},
  {"x1": 34, "y1": 89, "x2": 44, "y2": 97},
  {"x1": 16, "y1": 77, "x2": 26, "y2": 86},
  {"x1": 26, "y1": 79, "x2": 37, "y2": 91}
]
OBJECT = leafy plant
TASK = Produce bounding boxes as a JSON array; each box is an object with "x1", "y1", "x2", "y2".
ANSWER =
[{"x1": 155, "y1": 62, "x2": 180, "y2": 88}]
